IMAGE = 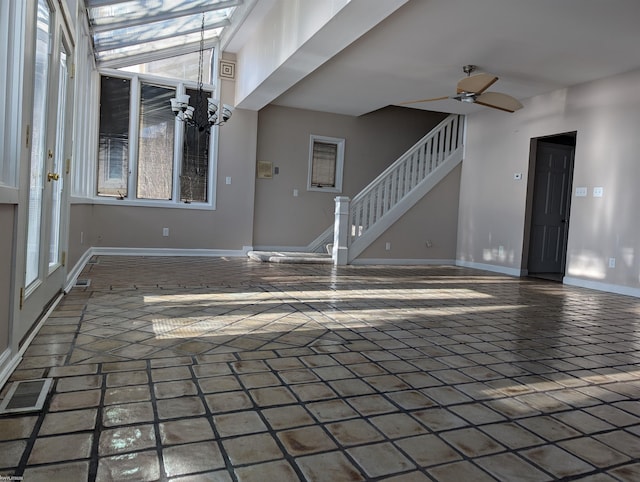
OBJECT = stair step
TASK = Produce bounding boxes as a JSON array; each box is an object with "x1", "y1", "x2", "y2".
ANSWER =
[{"x1": 248, "y1": 251, "x2": 332, "y2": 264}]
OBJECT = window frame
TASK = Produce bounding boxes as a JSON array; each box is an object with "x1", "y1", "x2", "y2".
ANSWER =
[
  {"x1": 0, "y1": 0, "x2": 26, "y2": 203},
  {"x1": 307, "y1": 134, "x2": 345, "y2": 194},
  {"x1": 92, "y1": 68, "x2": 219, "y2": 210}
]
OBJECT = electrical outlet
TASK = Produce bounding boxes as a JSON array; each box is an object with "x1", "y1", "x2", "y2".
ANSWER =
[
  {"x1": 385, "y1": 242, "x2": 391, "y2": 251},
  {"x1": 575, "y1": 187, "x2": 587, "y2": 197},
  {"x1": 162, "y1": 227, "x2": 169, "y2": 237},
  {"x1": 293, "y1": 189, "x2": 299, "y2": 197},
  {"x1": 608, "y1": 257, "x2": 616, "y2": 268}
]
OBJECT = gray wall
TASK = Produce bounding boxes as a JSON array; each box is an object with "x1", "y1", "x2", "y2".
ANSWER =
[
  {"x1": 458, "y1": 67, "x2": 640, "y2": 293},
  {"x1": 254, "y1": 105, "x2": 447, "y2": 248},
  {"x1": 359, "y1": 165, "x2": 461, "y2": 261},
  {"x1": 72, "y1": 106, "x2": 258, "y2": 254},
  {"x1": 68, "y1": 204, "x2": 94, "y2": 269}
]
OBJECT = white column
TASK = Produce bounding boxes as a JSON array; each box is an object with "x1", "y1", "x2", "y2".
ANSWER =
[{"x1": 333, "y1": 196, "x2": 350, "y2": 265}]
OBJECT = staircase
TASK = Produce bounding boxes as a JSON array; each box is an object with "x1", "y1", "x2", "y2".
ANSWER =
[{"x1": 251, "y1": 114, "x2": 465, "y2": 264}]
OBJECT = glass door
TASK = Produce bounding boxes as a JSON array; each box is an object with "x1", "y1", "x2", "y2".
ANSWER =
[{"x1": 19, "y1": 0, "x2": 73, "y2": 341}]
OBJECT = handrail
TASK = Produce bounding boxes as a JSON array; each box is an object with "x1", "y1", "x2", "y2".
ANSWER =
[{"x1": 348, "y1": 114, "x2": 464, "y2": 245}]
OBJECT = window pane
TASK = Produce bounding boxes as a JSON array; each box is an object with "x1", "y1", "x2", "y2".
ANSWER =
[
  {"x1": 121, "y1": 50, "x2": 212, "y2": 83},
  {"x1": 49, "y1": 48, "x2": 68, "y2": 269},
  {"x1": 180, "y1": 88, "x2": 210, "y2": 203},
  {"x1": 137, "y1": 83, "x2": 175, "y2": 200},
  {"x1": 311, "y1": 141, "x2": 338, "y2": 187},
  {"x1": 98, "y1": 76, "x2": 130, "y2": 197},
  {"x1": 26, "y1": 0, "x2": 52, "y2": 286}
]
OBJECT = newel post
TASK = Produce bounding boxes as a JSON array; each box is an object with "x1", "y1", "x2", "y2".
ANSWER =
[{"x1": 332, "y1": 196, "x2": 350, "y2": 265}]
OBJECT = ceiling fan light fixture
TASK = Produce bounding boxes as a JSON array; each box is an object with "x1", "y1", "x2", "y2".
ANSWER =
[
  {"x1": 399, "y1": 65, "x2": 522, "y2": 113},
  {"x1": 457, "y1": 93, "x2": 476, "y2": 103}
]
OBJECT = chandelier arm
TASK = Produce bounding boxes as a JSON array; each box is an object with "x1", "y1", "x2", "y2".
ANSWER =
[{"x1": 169, "y1": 12, "x2": 232, "y2": 130}]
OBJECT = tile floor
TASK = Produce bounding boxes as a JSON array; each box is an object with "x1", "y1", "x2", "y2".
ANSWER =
[{"x1": 1, "y1": 256, "x2": 640, "y2": 481}]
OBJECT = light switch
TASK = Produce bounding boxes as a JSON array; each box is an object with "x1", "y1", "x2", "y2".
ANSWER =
[
  {"x1": 593, "y1": 187, "x2": 604, "y2": 197},
  {"x1": 293, "y1": 189, "x2": 299, "y2": 197},
  {"x1": 575, "y1": 187, "x2": 587, "y2": 197},
  {"x1": 225, "y1": 176, "x2": 232, "y2": 185}
]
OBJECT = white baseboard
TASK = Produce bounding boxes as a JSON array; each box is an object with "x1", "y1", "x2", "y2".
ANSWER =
[
  {"x1": 65, "y1": 245, "x2": 254, "y2": 294},
  {"x1": 0, "y1": 292, "x2": 63, "y2": 390},
  {"x1": 455, "y1": 260, "x2": 525, "y2": 277},
  {"x1": 91, "y1": 246, "x2": 253, "y2": 257},
  {"x1": 351, "y1": 258, "x2": 456, "y2": 266},
  {"x1": 252, "y1": 245, "x2": 311, "y2": 252},
  {"x1": 0, "y1": 348, "x2": 20, "y2": 390},
  {"x1": 563, "y1": 276, "x2": 640, "y2": 298},
  {"x1": 65, "y1": 248, "x2": 95, "y2": 293}
]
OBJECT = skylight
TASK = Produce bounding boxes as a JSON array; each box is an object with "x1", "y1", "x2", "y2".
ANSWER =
[{"x1": 86, "y1": 0, "x2": 240, "y2": 68}]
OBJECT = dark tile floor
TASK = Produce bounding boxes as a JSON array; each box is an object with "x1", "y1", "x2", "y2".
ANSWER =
[{"x1": 1, "y1": 256, "x2": 639, "y2": 481}]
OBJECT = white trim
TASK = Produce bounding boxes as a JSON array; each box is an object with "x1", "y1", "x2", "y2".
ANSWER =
[
  {"x1": 0, "y1": 348, "x2": 20, "y2": 391},
  {"x1": 95, "y1": 70, "x2": 219, "y2": 208},
  {"x1": 563, "y1": 276, "x2": 640, "y2": 299},
  {"x1": 307, "y1": 135, "x2": 345, "y2": 193},
  {"x1": 348, "y1": 145, "x2": 463, "y2": 262},
  {"x1": 252, "y1": 245, "x2": 311, "y2": 252},
  {"x1": 0, "y1": 186, "x2": 19, "y2": 204},
  {"x1": 64, "y1": 245, "x2": 254, "y2": 293},
  {"x1": 1, "y1": 291, "x2": 63, "y2": 388},
  {"x1": 351, "y1": 258, "x2": 456, "y2": 266},
  {"x1": 89, "y1": 197, "x2": 217, "y2": 211},
  {"x1": 455, "y1": 259, "x2": 525, "y2": 277},
  {"x1": 64, "y1": 247, "x2": 95, "y2": 293},
  {"x1": 91, "y1": 246, "x2": 253, "y2": 257}
]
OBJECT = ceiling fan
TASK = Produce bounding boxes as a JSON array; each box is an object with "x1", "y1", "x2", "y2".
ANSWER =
[{"x1": 401, "y1": 65, "x2": 523, "y2": 113}]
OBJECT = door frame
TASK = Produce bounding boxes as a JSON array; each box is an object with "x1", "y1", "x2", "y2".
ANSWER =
[
  {"x1": 11, "y1": 0, "x2": 75, "y2": 351},
  {"x1": 522, "y1": 132, "x2": 577, "y2": 280}
]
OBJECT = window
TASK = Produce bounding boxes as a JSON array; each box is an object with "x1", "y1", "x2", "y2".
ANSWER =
[
  {"x1": 96, "y1": 72, "x2": 216, "y2": 206},
  {"x1": 307, "y1": 135, "x2": 345, "y2": 193},
  {"x1": 181, "y1": 88, "x2": 210, "y2": 203},
  {"x1": 98, "y1": 76, "x2": 130, "y2": 198},
  {"x1": 0, "y1": 0, "x2": 26, "y2": 193},
  {"x1": 137, "y1": 83, "x2": 175, "y2": 200}
]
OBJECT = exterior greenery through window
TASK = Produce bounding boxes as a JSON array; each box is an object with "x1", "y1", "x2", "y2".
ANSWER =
[{"x1": 97, "y1": 74, "x2": 214, "y2": 204}]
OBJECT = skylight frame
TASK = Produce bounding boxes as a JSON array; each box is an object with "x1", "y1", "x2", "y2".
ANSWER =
[{"x1": 86, "y1": 0, "x2": 240, "y2": 67}]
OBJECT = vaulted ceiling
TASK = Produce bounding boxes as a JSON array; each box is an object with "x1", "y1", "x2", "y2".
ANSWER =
[{"x1": 229, "y1": 0, "x2": 640, "y2": 116}]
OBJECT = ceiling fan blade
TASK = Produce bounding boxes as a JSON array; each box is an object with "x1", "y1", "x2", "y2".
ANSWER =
[
  {"x1": 457, "y1": 73, "x2": 498, "y2": 94},
  {"x1": 475, "y1": 92, "x2": 523, "y2": 113},
  {"x1": 398, "y1": 96, "x2": 450, "y2": 105}
]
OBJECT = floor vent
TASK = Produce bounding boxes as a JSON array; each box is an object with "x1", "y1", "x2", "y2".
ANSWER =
[
  {"x1": 75, "y1": 279, "x2": 91, "y2": 287},
  {"x1": 0, "y1": 378, "x2": 52, "y2": 414}
]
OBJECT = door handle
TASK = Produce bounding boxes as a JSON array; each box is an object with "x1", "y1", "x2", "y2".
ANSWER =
[{"x1": 47, "y1": 172, "x2": 60, "y2": 182}]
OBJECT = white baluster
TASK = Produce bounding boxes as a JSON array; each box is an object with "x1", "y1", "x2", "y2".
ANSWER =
[{"x1": 333, "y1": 196, "x2": 350, "y2": 265}]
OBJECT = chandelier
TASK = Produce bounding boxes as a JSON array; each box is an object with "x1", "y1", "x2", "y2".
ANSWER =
[{"x1": 169, "y1": 13, "x2": 233, "y2": 129}]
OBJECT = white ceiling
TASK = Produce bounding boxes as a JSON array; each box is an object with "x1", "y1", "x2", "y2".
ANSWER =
[{"x1": 236, "y1": 0, "x2": 640, "y2": 116}]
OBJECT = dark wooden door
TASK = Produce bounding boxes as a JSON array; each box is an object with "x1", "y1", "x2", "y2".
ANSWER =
[{"x1": 528, "y1": 141, "x2": 574, "y2": 275}]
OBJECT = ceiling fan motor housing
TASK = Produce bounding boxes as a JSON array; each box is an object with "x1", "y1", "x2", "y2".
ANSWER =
[{"x1": 463, "y1": 64, "x2": 477, "y2": 76}]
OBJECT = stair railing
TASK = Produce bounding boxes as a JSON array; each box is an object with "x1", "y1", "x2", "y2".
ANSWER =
[{"x1": 348, "y1": 114, "x2": 464, "y2": 246}]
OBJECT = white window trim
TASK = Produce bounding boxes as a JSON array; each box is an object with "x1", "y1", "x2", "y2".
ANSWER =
[
  {"x1": 0, "y1": 0, "x2": 27, "y2": 193},
  {"x1": 307, "y1": 134, "x2": 345, "y2": 194},
  {"x1": 91, "y1": 68, "x2": 220, "y2": 210}
]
